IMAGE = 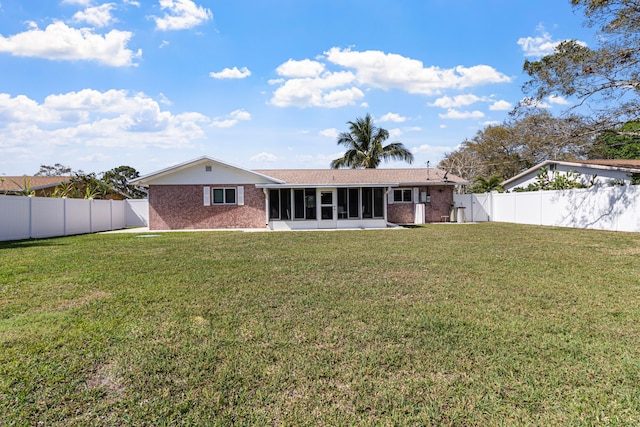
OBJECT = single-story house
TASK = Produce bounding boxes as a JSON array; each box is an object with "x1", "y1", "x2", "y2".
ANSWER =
[
  {"x1": 130, "y1": 156, "x2": 467, "y2": 230},
  {"x1": 502, "y1": 159, "x2": 640, "y2": 192},
  {"x1": 0, "y1": 176, "x2": 71, "y2": 196}
]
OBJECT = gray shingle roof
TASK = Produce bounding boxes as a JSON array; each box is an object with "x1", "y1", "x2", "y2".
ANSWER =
[{"x1": 254, "y1": 168, "x2": 465, "y2": 185}]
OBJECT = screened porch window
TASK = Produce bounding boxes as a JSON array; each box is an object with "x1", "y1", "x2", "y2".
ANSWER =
[
  {"x1": 337, "y1": 187, "x2": 384, "y2": 219},
  {"x1": 270, "y1": 188, "x2": 316, "y2": 220}
]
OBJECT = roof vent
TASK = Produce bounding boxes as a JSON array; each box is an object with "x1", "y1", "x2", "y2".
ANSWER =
[{"x1": 205, "y1": 166, "x2": 212, "y2": 172}]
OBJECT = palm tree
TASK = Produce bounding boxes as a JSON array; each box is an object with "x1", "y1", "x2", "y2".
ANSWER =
[
  {"x1": 470, "y1": 175, "x2": 504, "y2": 193},
  {"x1": 330, "y1": 113, "x2": 414, "y2": 169}
]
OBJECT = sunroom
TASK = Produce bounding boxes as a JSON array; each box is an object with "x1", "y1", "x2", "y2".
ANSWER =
[{"x1": 258, "y1": 185, "x2": 393, "y2": 230}]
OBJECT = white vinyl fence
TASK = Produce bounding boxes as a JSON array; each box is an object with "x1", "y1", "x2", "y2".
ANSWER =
[
  {"x1": 454, "y1": 185, "x2": 640, "y2": 232},
  {"x1": 0, "y1": 196, "x2": 149, "y2": 242}
]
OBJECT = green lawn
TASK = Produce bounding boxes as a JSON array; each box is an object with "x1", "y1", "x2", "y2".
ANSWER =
[{"x1": 1, "y1": 223, "x2": 639, "y2": 425}]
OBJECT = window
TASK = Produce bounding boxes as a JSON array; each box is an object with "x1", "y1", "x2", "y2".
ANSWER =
[
  {"x1": 270, "y1": 188, "x2": 316, "y2": 220},
  {"x1": 212, "y1": 187, "x2": 236, "y2": 204},
  {"x1": 393, "y1": 188, "x2": 412, "y2": 203},
  {"x1": 268, "y1": 189, "x2": 291, "y2": 220},
  {"x1": 338, "y1": 187, "x2": 384, "y2": 219}
]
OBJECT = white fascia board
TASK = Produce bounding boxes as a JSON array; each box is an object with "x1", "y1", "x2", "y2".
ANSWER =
[
  {"x1": 256, "y1": 183, "x2": 401, "y2": 189},
  {"x1": 398, "y1": 181, "x2": 462, "y2": 186}
]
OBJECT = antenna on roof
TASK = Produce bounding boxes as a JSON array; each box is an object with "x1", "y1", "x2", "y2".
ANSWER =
[{"x1": 426, "y1": 161, "x2": 430, "y2": 180}]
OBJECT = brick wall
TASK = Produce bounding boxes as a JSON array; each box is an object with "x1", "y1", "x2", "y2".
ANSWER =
[
  {"x1": 387, "y1": 186, "x2": 454, "y2": 224},
  {"x1": 148, "y1": 184, "x2": 266, "y2": 230}
]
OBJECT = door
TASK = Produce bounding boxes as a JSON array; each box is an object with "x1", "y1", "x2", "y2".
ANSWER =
[{"x1": 318, "y1": 188, "x2": 337, "y2": 228}]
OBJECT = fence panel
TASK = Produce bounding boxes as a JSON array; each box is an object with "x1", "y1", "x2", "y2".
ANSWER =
[
  {"x1": 126, "y1": 199, "x2": 149, "y2": 226},
  {"x1": 476, "y1": 186, "x2": 640, "y2": 233},
  {"x1": 112, "y1": 201, "x2": 127, "y2": 230},
  {"x1": 65, "y1": 198, "x2": 91, "y2": 236},
  {"x1": 0, "y1": 196, "x2": 30, "y2": 241},
  {"x1": 514, "y1": 191, "x2": 542, "y2": 225},
  {"x1": 91, "y1": 200, "x2": 114, "y2": 232},
  {"x1": 31, "y1": 197, "x2": 65, "y2": 239},
  {"x1": 1, "y1": 197, "x2": 149, "y2": 241}
]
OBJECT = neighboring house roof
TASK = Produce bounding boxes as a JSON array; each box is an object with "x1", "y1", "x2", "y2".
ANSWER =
[
  {"x1": 502, "y1": 159, "x2": 640, "y2": 188},
  {"x1": 0, "y1": 176, "x2": 70, "y2": 193},
  {"x1": 575, "y1": 159, "x2": 640, "y2": 169},
  {"x1": 254, "y1": 168, "x2": 465, "y2": 187}
]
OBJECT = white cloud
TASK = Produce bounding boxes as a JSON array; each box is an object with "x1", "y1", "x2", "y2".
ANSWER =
[
  {"x1": 209, "y1": 66, "x2": 251, "y2": 79},
  {"x1": 319, "y1": 128, "x2": 339, "y2": 138},
  {"x1": 0, "y1": 21, "x2": 140, "y2": 67},
  {"x1": 325, "y1": 47, "x2": 511, "y2": 95},
  {"x1": 276, "y1": 59, "x2": 325, "y2": 78},
  {"x1": 430, "y1": 94, "x2": 481, "y2": 108},
  {"x1": 62, "y1": 0, "x2": 92, "y2": 5},
  {"x1": 270, "y1": 71, "x2": 364, "y2": 108},
  {"x1": 389, "y1": 128, "x2": 402, "y2": 138},
  {"x1": 0, "y1": 90, "x2": 209, "y2": 150},
  {"x1": 250, "y1": 152, "x2": 278, "y2": 162},
  {"x1": 519, "y1": 97, "x2": 551, "y2": 109},
  {"x1": 153, "y1": 0, "x2": 213, "y2": 31},
  {"x1": 518, "y1": 25, "x2": 587, "y2": 57},
  {"x1": 211, "y1": 109, "x2": 251, "y2": 128},
  {"x1": 489, "y1": 100, "x2": 512, "y2": 111},
  {"x1": 548, "y1": 94, "x2": 570, "y2": 105},
  {"x1": 72, "y1": 4, "x2": 117, "y2": 28},
  {"x1": 438, "y1": 109, "x2": 485, "y2": 120},
  {"x1": 270, "y1": 48, "x2": 511, "y2": 108},
  {"x1": 379, "y1": 112, "x2": 407, "y2": 123},
  {"x1": 411, "y1": 144, "x2": 454, "y2": 155},
  {"x1": 159, "y1": 40, "x2": 169, "y2": 48}
]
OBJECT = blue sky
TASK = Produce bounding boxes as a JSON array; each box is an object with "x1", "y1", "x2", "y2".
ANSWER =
[{"x1": 0, "y1": 0, "x2": 593, "y2": 176}]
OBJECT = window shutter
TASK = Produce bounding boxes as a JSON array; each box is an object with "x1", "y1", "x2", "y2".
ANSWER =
[
  {"x1": 237, "y1": 186, "x2": 244, "y2": 206},
  {"x1": 413, "y1": 187, "x2": 419, "y2": 203},
  {"x1": 388, "y1": 190, "x2": 394, "y2": 204},
  {"x1": 203, "y1": 186, "x2": 210, "y2": 206}
]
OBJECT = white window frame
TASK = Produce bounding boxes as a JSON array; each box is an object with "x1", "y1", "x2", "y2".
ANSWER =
[
  {"x1": 393, "y1": 188, "x2": 413, "y2": 203},
  {"x1": 212, "y1": 187, "x2": 236, "y2": 205}
]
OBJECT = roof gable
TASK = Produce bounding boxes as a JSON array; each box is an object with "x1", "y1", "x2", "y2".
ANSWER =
[{"x1": 130, "y1": 156, "x2": 285, "y2": 186}]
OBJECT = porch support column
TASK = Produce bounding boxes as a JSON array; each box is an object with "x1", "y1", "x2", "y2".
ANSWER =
[{"x1": 263, "y1": 188, "x2": 269, "y2": 227}]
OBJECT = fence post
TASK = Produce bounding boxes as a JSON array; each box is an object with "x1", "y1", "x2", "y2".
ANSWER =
[
  {"x1": 63, "y1": 197, "x2": 67, "y2": 236},
  {"x1": 28, "y1": 195, "x2": 33, "y2": 239}
]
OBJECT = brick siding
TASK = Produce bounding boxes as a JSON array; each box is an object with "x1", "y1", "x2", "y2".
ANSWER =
[
  {"x1": 148, "y1": 184, "x2": 266, "y2": 230},
  {"x1": 387, "y1": 186, "x2": 454, "y2": 224}
]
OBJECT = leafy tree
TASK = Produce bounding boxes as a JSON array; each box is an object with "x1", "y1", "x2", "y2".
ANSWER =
[
  {"x1": 469, "y1": 175, "x2": 504, "y2": 193},
  {"x1": 331, "y1": 113, "x2": 414, "y2": 169},
  {"x1": 439, "y1": 111, "x2": 590, "y2": 182},
  {"x1": 522, "y1": 0, "x2": 640, "y2": 134},
  {"x1": 101, "y1": 166, "x2": 147, "y2": 199},
  {"x1": 35, "y1": 163, "x2": 73, "y2": 176},
  {"x1": 588, "y1": 120, "x2": 640, "y2": 159}
]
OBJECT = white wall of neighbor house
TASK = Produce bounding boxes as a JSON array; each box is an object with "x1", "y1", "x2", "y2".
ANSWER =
[
  {"x1": 455, "y1": 185, "x2": 640, "y2": 232},
  {"x1": 506, "y1": 164, "x2": 636, "y2": 190},
  {"x1": 0, "y1": 196, "x2": 149, "y2": 241}
]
